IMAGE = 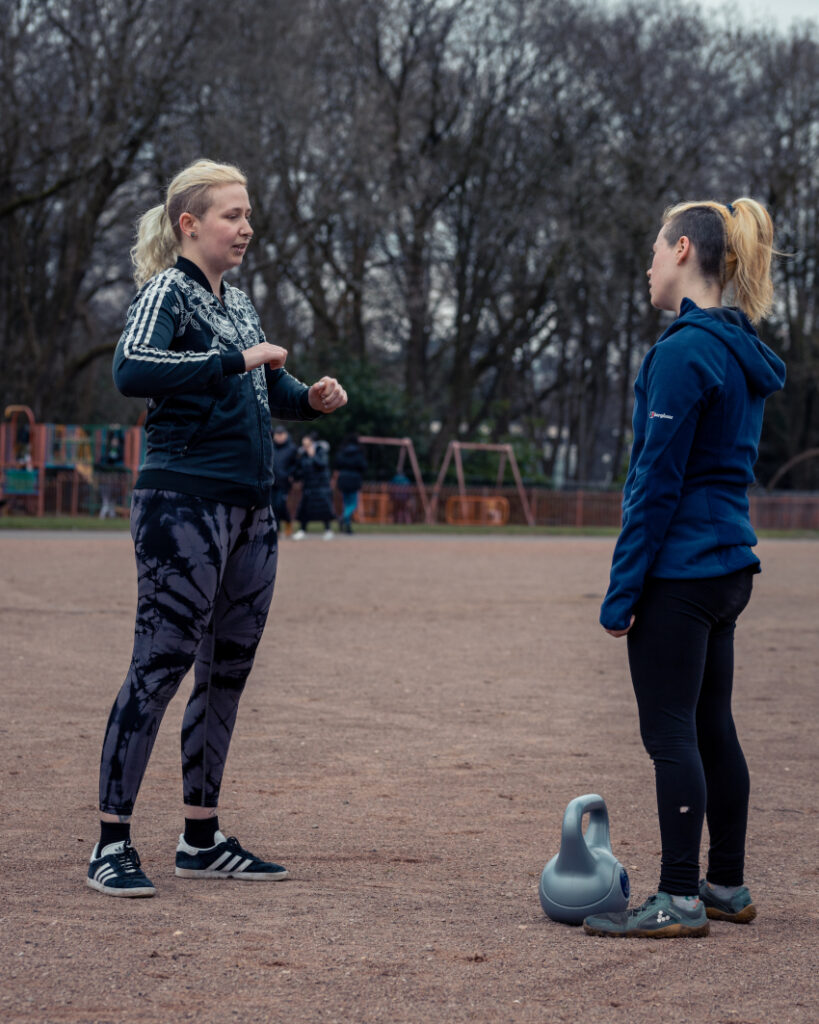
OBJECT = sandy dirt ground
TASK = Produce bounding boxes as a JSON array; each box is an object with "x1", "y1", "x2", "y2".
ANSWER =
[{"x1": 0, "y1": 532, "x2": 816, "y2": 1024}]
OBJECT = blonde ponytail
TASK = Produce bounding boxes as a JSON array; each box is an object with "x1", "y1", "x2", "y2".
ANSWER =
[
  {"x1": 131, "y1": 204, "x2": 180, "y2": 288},
  {"x1": 724, "y1": 198, "x2": 775, "y2": 324},
  {"x1": 663, "y1": 197, "x2": 775, "y2": 323},
  {"x1": 130, "y1": 159, "x2": 248, "y2": 288}
]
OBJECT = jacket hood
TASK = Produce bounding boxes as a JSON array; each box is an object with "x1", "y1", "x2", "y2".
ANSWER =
[{"x1": 666, "y1": 298, "x2": 786, "y2": 398}]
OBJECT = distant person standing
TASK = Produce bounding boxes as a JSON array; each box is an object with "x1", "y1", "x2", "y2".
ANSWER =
[
  {"x1": 271, "y1": 424, "x2": 298, "y2": 537},
  {"x1": 293, "y1": 433, "x2": 335, "y2": 539},
  {"x1": 88, "y1": 159, "x2": 347, "y2": 899},
  {"x1": 585, "y1": 197, "x2": 785, "y2": 938},
  {"x1": 389, "y1": 470, "x2": 415, "y2": 525},
  {"x1": 334, "y1": 434, "x2": 368, "y2": 534}
]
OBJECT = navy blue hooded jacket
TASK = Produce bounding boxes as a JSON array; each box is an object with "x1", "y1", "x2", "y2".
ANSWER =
[
  {"x1": 600, "y1": 298, "x2": 786, "y2": 631},
  {"x1": 113, "y1": 257, "x2": 319, "y2": 508}
]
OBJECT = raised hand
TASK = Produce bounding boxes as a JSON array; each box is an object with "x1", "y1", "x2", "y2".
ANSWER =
[
  {"x1": 308, "y1": 376, "x2": 348, "y2": 413},
  {"x1": 242, "y1": 343, "x2": 288, "y2": 372}
]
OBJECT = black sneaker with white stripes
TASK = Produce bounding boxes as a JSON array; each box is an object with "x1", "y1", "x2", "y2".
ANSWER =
[
  {"x1": 175, "y1": 831, "x2": 290, "y2": 881},
  {"x1": 87, "y1": 839, "x2": 156, "y2": 898}
]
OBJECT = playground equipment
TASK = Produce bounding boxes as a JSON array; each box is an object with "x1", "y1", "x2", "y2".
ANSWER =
[
  {"x1": 0, "y1": 407, "x2": 40, "y2": 513},
  {"x1": 429, "y1": 441, "x2": 535, "y2": 526},
  {"x1": 539, "y1": 794, "x2": 630, "y2": 925},
  {"x1": 766, "y1": 448, "x2": 819, "y2": 491},
  {"x1": 0, "y1": 405, "x2": 142, "y2": 516},
  {"x1": 7, "y1": 408, "x2": 816, "y2": 528},
  {"x1": 353, "y1": 436, "x2": 430, "y2": 524}
]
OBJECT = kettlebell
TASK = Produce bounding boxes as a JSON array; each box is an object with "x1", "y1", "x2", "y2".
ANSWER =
[{"x1": 538, "y1": 793, "x2": 629, "y2": 925}]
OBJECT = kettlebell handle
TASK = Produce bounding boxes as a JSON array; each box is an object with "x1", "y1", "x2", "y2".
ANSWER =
[{"x1": 555, "y1": 793, "x2": 613, "y2": 871}]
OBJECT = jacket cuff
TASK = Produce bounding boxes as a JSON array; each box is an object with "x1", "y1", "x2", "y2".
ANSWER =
[
  {"x1": 221, "y1": 351, "x2": 246, "y2": 375},
  {"x1": 599, "y1": 601, "x2": 632, "y2": 632},
  {"x1": 300, "y1": 388, "x2": 321, "y2": 419}
]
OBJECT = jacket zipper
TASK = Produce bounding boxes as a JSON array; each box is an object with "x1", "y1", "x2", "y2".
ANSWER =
[
  {"x1": 221, "y1": 297, "x2": 267, "y2": 503},
  {"x1": 178, "y1": 399, "x2": 217, "y2": 455},
  {"x1": 255, "y1": 374, "x2": 265, "y2": 499}
]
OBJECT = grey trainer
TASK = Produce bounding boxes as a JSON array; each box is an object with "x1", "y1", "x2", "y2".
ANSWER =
[
  {"x1": 698, "y1": 879, "x2": 757, "y2": 923},
  {"x1": 584, "y1": 891, "x2": 709, "y2": 938}
]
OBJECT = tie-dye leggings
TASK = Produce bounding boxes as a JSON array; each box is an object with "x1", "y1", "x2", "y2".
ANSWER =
[{"x1": 99, "y1": 489, "x2": 278, "y2": 816}]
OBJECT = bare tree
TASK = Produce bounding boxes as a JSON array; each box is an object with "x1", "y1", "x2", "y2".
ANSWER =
[
  {"x1": 740, "y1": 26, "x2": 819, "y2": 487},
  {"x1": 1, "y1": 0, "x2": 815, "y2": 489},
  {"x1": 0, "y1": 0, "x2": 207, "y2": 418}
]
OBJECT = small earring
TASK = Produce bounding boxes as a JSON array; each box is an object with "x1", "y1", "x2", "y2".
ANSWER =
[{"x1": 190, "y1": 231, "x2": 197, "y2": 239}]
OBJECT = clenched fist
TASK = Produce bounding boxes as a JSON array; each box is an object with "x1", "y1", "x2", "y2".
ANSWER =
[{"x1": 308, "y1": 376, "x2": 348, "y2": 413}]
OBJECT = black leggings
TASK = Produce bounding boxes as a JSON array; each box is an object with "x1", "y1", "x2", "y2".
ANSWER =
[
  {"x1": 99, "y1": 489, "x2": 278, "y2": 816},
  {"x1": 626, "y1": 567, "x2": 755, "y2": 895}
]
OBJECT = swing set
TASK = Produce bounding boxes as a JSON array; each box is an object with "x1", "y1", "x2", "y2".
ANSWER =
[
  {"x1": 353, "y1": 436, "x2": 430, "y2": 524},
  {"x1": 351, "y1": 438, "x2": 533, "y2": 526},
  {"x1": 428, "y1": 441, "x2": 534, "y2": 526}
]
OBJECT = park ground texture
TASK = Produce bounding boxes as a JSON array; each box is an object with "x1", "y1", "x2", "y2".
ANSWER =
[{"x1": 0, "y1": 533, "x2": 816, "y2": 1023}]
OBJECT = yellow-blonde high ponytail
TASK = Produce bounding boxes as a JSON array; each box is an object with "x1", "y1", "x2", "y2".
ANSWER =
[{"x1": 724, "y1": 198, "x2": 775, "y2": 324}]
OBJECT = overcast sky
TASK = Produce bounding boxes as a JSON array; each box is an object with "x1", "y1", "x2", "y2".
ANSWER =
[{"x1": 686, "y1": 0, "x2": 818, "y2": 30}]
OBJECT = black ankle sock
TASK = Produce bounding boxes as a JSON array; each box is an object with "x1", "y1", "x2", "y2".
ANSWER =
[
  {"x1": 99, "y1": 820, "x2": 130, "y2": 850},
  {"x1": 184, "y1": 817, "x2": 219, "y2": 849}
]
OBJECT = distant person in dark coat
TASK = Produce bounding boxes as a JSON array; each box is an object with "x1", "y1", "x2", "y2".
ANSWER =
[
  {"x1": 271, "y1": 425, "x2": 298, "y2": 537},
  {"x1": 334, "y1": 434, "x2": 368, "y2": 534},
  {"x1": 293, "y1": 433, "x2": 335, "y2": 539}
]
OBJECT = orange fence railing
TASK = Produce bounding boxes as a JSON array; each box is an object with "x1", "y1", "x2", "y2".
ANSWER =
[
  {"x1": 355, "y1": 492, "x2": 394, "y2": 524},
  {"x1": 445, "y1": 495, "x2": 510, "y2": 525}
]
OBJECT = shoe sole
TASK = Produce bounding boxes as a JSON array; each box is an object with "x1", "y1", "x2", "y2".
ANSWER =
[
  {"x1": 86, "y1": 877, "x2": 155, "y2": 898},
  {"x1": 174, "y1": 867, "x2": 290, "y2": 880},
  {"x1": 705, "y1": 904, "x2": 756, "y2": 923},
  {"x1": 583, "y1": 921, "x2": 709, "y2": 938}
]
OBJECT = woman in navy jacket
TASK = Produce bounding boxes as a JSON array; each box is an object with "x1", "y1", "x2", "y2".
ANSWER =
[
  {"x1": 585, "y1": 199, "x2": 785, "y2": 938},
  {"x1": 88, "y1": 160, "x2": 347, "y2": 898}
]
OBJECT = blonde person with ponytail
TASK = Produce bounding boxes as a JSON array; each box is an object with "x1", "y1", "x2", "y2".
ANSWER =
[
  {"x1": 88, "y1": 159, "x2": 348, "y2": 898},
  {"x1": 585, "y1": 199, "x2": 786, "y2": 938}
]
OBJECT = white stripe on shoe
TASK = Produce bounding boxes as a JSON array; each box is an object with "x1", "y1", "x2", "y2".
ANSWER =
[
  {"x1": 86, "y1": 839, "x2": 155, "y2": 897},
  {"x1": 174, "y1": 832, "x2": 290, "y2": 880}
]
